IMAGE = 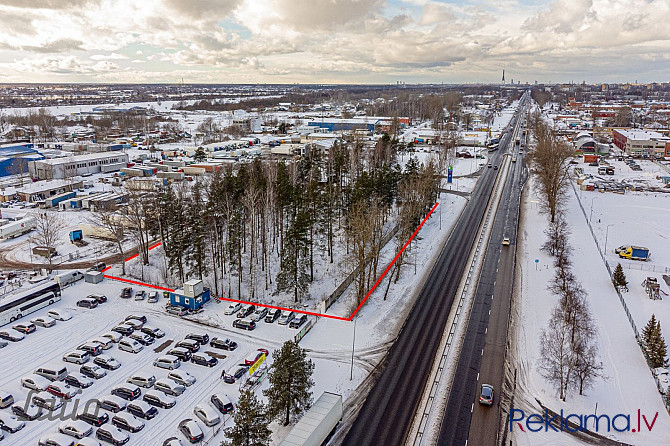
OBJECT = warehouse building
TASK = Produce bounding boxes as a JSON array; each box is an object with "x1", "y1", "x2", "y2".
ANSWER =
[
  {"x1": 612, "y1": 129, "x2": 669, "y2": 158},
  {"x1": 28, "y1": 151, "x2": 129, "y2": 180},
  {"x1": 0, "y1": 143, "x2": 45, "y2": 178}
]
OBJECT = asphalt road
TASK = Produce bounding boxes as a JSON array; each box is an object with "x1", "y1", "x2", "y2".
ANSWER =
[
  {"x1": 342, "y1": 101, "x2": 527, "y2": 446},
  {"x1": 437, "y1": 105, "x2": 527, "y2": 446}
]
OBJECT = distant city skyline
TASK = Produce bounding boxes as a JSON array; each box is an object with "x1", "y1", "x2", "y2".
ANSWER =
[{"x1": 0, "y1": 0, "x2": 669, "y2": 84}]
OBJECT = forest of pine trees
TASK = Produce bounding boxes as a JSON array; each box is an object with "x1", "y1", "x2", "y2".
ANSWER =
[{"x1": 115, "y1": 135, "x2": 441, "y2": 310}]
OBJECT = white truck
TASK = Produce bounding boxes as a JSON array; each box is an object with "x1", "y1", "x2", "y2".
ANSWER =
[
  {"x1": 280, "y1": 392, "x2": 342, "y2": 446},
  {"x1": 0, "y1": 217, "x2": 37, "y2": 239},
  {"x1": 55, "y1": 270, "x2": 85, "y2": 287}
]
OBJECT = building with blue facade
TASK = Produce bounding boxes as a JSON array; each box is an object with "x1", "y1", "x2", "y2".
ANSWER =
[
  {"x1": 168, "y1": 279, "x2": 211, "y2": 310},
  {"x1": 0, "y1": 143, "x2": 44, "y2": 177}
]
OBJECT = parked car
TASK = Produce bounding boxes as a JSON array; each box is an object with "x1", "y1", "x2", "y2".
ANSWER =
[
  {"x1": 32, "y1": 391, "x2": 63, "y2": 410},
  {"x1": 76, "y1": 298, "x2": 98, "y2": 309},
  {"x1": 65, "y1": 372, "x2": 94, "y2": 389},
  {"x1": 185, "y1": 333, "x2": 209, "y2": 345},
  {"x1": 127, "y1": 372, "x2": 156, "y2": 389},
  {"x1": 30, "y1": 316, "x2": 57, "y2": 328},
  {"x1": 223, "y1": 366, "x2": 249, "y2": 384},
  {"x1": 134, "y1": 290, "x2": 146, "y2": 301},
  {"x1": 124, "y1": 319, "x2": 144, "y2": 330},
  {"x1": 80, "y1": 364, "x2": 107, "y2": 379},
  {"x1": 154, "y1": 378, "x2": 185, "y2": 396},
  {"x1": 210, "y1": 337, "x2": 237, "y2": 351},
  {"x1": 147, "y1": 291, "x2": 159, "y2": 303},
  {"x1": 277, "y1": 311, "x2": 295, "y2": 325},
  {"x1": 167, "y1": 370, "x2": 196, "y2": 387},
  {"x1": 178, "y1": 419, "x2": 204, "y2": 444},
  {"x1": 175, "y1": 339, "x2": 200, "y2": 353},
  {"x1": 111, "y1": 324, "x2": 134, "y2": 336},
  {"x1": 140, "y1": 325, "x2": 165, "y2": 338},
  {"x1": 78, "y1": 342, "x2": 103, "y2": 357},
  {"x1": 37, "y1": 433, "x2": 75, "y2": 446},
  {"x1": 94, "y1": 355, "x2": 121, "y2": 370},
  {"x1": 232, "y1": 319, "x2": 255, "y2": 331},
  {"x1": 111, "y1": 383, "x2": 141, "y2": 401},
  {"x1": 289, "y1": 314, "x2": 308, "y2": 329},
  {"x1": 210, "y1": 393, "x2": 234, "y2": 414},
  {"x1": 163, "y1": 438, "x2": 183, "y2": 446},
  {"x1": 11, "y1": 400, "x2": 42, "y2": 421},
  {"x1": 193, "y1": 404, "x2": 220, "y2": 427},
  {"x1": 224, "y1": 302, "x2": 242, "y2": 315},
  {"x1": 0, "y1": 390, "x2": 14, "y2": 409},
  {"x1": 166, "y1": 305, "x2": 188, "y2": 316},
  {"x1": 87, "y1": 294, "x2": 107, "y2": 304},
  {"x1": 168, "y1": 347, "x2": 192, "y2": 362},
  {"x1": 63, "y1": 350, "x2": 91, "y2": 365},
  {"x1": 479, "y1": 384, "x2": 494, "y2": 405},
  {"x1": 120, "y1": 287, "x2": 133, "y2": 299},
  {"x1": 0, "y1": 411, "x2": 25, "y2": 433},
  {"x1": 21, "y1": 374, "x2": 51, "y2": 391},
  {"x1": 236, "y1": 304, "x2": 255, "y2": 318},
  {"x1": 95, "y1": 426, "x2": 129, "y2": 445},
  {"x1": 47, "y1": 309, "x2": 72, "y2": 321},
  {"x1": 88, "y1": 262, "x2": 106, "y2": 273},
  {"x1": 97, "y1": 395, "x2": 127, "y2": 413},
  {"x1": 0, "y1": 340, "x2": 6, "y2": 349},
  {"x1": 91, "y1": 337, "x2": 114, "y2": 350},
  {"x1": 118, "y1": 339, "x2": 144, "y2": 354},
  {"x1": 100, "y1": 332, "x2": 122, "y2": 343},
  {"x1": 46, "y1": 383, "x2": 78, "y2": 399},
  {"x1": 264, "y1": 308, "x2": 281, "y2": 323},
  {"x1": 77, "y1": 408, "x2": 109, "y2": 427},
  {"x1": 154, "y1": 355, "x2": 181, "y2": 370},
  {"x1": 244, "y1": 349, "x2": 269, "y2": 366},
  {"x1": 58, "y1": 419, "x2": 93, "y2": 439},
  {"x1": 126, "y1": 400, "x2": 158, "y2": 420},
  {"x1": 143, "y1": 390, "x2": 176, "y2": 409},
  {"x1": 250, "y1": 307, "x2": 268, "y2": 322},
  {"x1": 112, "y1": 412, "x2": 145, "y2": 433},
  {"x1": 191, "y1": 353, "x2": 218, "y2": 367},
  {"x1": 0, "y1": 330, "x2": 25, "y2": 342}
]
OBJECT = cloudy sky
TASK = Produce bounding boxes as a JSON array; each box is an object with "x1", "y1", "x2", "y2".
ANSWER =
[{"x1": 0, "y1": 0, "x2": 669, "y2": 84}]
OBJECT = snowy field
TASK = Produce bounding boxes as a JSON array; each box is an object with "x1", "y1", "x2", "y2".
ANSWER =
[{"x1": 512, "y1": 176, "x2": 670, "y2": 445}]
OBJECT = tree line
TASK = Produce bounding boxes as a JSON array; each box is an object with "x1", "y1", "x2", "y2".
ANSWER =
[{"x1": 96, "y1": 136, "x2": 440, "y2": 309}]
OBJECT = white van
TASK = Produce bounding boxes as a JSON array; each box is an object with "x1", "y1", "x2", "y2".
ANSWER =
[
  {"x1": 0, "y1": 389, "x2": 14, "y2": 409},
  {"x1": 153, "y1": 355, "x2": 180, "y2": 370},
  {"x1": 127, "y1": 372, "x2": 156, "y2": 388},
  {"x1": 35, "y1": 364, "x2": 68, "y2": 381},
  {"x1": 55, "y1": 271, "x2": 84, "y2": 287},
  {"x1": 118, "y1": 339, "x2": 143, "y2": 354},
  {"x1": 62, "y1": 350, "x2": 90, "y2": 365}
]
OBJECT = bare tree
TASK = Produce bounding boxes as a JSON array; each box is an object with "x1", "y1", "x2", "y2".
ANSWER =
[
  {"x1": 539, "y1": 305, "x2": 574, "y2": 401},
  {"x1": 87, "y1": 210, "x2": 127, "y2": 275},
  {"x1": 32, "y1": 211, "x2": 66, "y2": 272}
]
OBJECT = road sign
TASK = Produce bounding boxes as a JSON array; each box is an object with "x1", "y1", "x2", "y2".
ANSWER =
[
  {"x1": 249, "y1": 353, "x2": 266, "y2": 376},
  {"x1": 535, "y1": 259, "x2": 539, "y2": 263},
  {"x1": 447, "y1": 165, "x2": 453, "y2": 184}
]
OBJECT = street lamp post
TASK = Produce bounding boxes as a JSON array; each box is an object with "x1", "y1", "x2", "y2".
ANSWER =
[
  {"x1": 604, "y1": 224, "x2": 615, "y2": 254},
  {"x1": 350, "y1": 317, "x2": 357, "y2": 381},
  {"x1": 589, "y1": 197, "x2": 596, "y2": 224}
]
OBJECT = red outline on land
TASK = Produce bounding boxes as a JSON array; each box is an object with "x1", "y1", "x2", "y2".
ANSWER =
[{"x1": 102, "y1": 202, "x2": 439, "y2": 322}]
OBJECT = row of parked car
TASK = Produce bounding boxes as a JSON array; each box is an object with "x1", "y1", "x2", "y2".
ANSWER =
[
  {"x1": 0, "y1": 309, "x2": 73, "y2": 348},
  {"x1": 120, "y1": 287, "x2": 159, "y2": 303},
  {"x1": 224, "y1": 302, "x2": 309, "y2": 331}
]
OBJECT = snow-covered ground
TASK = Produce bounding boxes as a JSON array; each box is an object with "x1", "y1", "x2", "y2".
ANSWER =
[{"x1": 512, "y1": 174, "x2": 670, "y2": 445}]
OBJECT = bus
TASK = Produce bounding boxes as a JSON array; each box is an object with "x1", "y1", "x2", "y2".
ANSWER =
[{"x1": 0, "y1": 280, "x2": 62, "y2": 327}]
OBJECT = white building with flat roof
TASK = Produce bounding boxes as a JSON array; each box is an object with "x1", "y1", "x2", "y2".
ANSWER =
[{"x1": 29, "y1": 152, "x2": 129, "y2": 180}]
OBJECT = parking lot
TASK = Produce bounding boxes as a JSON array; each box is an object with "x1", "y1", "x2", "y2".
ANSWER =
[{"x1": 0, "y1": 279, "x2": 300, "y2": 444}]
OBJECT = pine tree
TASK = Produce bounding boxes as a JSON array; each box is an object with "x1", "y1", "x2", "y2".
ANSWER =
[
  {"x1": 653, "y1": 320, "x2": 668, "y2": 368},
  {"x1": 275, "y1": 210, "x2": 310, "y2": 302},
  {"x1": 613, "y1": 263, "x2": 628, "y2": 289},
  {"x1": 264, "y1": 340, "x2": 315, "y2": 426},
  {"x1": 643, "y1": 315, "x2": 668, "y2": 368},
  {"x1": 223, "y1": 389, "x2": 271, "y2": 446},
  {"x1": 194, "y1": 146, "x2": 207, "y2": 162},
  {"x1": 643, "y1": 314, "x2": 658, "y2": 355}
]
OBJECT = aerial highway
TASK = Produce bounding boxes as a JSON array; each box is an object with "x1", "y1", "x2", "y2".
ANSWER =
[{"x1": 342, "y1": 96, "x2": 528, "y2": 446}]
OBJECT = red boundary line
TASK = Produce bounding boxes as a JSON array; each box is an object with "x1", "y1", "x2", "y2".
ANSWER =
[{"x1": 102, "y1": 204, "x2": 438, "y2": 321}]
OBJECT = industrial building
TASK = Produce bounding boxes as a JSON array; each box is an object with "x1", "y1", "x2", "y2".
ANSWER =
[
  {"x1": 0, "y1": 143, "x2": 45, "y2": 178},
  {"x1": 28, "y1": 151, "x2": 129, "y2": 180},
  {"x1": 612, "y1": 129, "x2": 670, "y2": 158},
  {"x1": 15, "y1": 179, "x2": 83, "y2": 203},
  {"x1": 306, "y1": 116, "x2": 409, "y2": 133}
]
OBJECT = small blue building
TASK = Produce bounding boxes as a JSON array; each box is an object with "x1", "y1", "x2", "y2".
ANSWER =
[
  {"x1": 169, "y1": 279, "x2": 211, "y2": 310},
  {"x1": 0, "y1": 143, "x2": 44, "y2": 177}
]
